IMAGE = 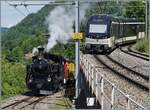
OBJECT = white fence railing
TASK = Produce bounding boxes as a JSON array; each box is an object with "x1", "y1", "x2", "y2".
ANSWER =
[{"x1": 80, "y1": 53, "x2": 147, "y2": 110}]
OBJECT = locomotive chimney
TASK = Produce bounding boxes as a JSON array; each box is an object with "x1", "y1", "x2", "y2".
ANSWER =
[{"x1": 38, "y1": 46, "x2": 45, "y2": 58}]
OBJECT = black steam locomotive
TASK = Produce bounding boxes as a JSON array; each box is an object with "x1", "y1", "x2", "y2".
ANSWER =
[{"x1": 26, "y1": 47, "x2": 65, "y2": 95}]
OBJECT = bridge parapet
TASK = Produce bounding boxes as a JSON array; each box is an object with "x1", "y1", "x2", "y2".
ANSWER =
[{"x1": 80, "y1": 53, "x2": 147, "y2": 110}]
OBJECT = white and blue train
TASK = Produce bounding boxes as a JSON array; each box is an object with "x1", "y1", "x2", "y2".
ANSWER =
[{"x1": 84, "y1": 15, "x2": 145, "y2": 54}]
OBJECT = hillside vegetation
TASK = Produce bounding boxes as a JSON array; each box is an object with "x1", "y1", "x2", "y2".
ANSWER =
[
  {"x1": 2, "y1": 5, "x2": 54, "y2": 50},
  {"x1": 1, "y1": 60, "x2": 26, "y2": 99},
  {"x1": 2, "y1": 1, "x2": 145, "y2": 99}
]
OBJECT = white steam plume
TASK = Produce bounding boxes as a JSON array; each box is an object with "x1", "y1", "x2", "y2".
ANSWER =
[
  {"x1": 45, "y1": 6, "x2": 74, "y2": 52},
  {"x1": 45, "y1": 5, "x2": 89, "y2": 52}
]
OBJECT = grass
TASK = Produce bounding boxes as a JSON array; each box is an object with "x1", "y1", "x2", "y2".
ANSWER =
[{"x1": 134, "y1": 37, "x2": 149, "y2": 54}]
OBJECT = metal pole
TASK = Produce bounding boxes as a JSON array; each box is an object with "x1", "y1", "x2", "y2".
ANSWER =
[
  {"x1": 101, "y1": 77, "x2": 104, "y2": 110},
  {"x1": 148, "y1": 0, "x2": 150, "y2": 110},
  {"x1": 0, "y1": 0, "x2": 1, "y2": 105},
  {"x1": 111, "y1": 85, "x2": 115, "y2": 110},
  {"x1": 146, "y1": 0, "x2": 148, "y2": 38},
  {"x1": 75, "y1": 0, "x2": 80, "y2": 98},
  {"x1": 127, "y1": 97, "x2": 130, "y2": 110}
]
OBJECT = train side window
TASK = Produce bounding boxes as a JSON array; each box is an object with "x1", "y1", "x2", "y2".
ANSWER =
[
  {"x1": 117, "y1": 22, "x2": 120, "y2": 38},
  {"x1": 120, "y1": 24, "x2": 123, "y2": 38},
  {"x1": 114, "y1": 23, "x2": 118, "y2": 39}
]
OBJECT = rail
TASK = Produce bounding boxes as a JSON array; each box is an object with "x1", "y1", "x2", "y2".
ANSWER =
[{"x1": 80, "y1": 53, "x2": 148, "y2": 110}]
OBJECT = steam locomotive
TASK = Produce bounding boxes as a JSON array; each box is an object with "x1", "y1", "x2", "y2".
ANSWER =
[
  {"x1": 26, "y1": 46, "x2": 65, "y2": 95},
  {"x1": 84, "y1": 15, "x2": 145, "y2": 54}
]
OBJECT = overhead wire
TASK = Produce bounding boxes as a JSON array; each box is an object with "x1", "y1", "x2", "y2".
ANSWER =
[
  {"x1": 14, "y1": 7, "x2": 27, "y2": 17},
  {"x1": 96, "y1": 0, "x2": 107, "y2": 14},
  {"x1": 22, "y1": 0, "x2": 30, "y2": 14},
  {"x1": 6, "y1": 1, "x2": 27, "y2": 17},
  {"x1": 5, "y1": 1, "x2": 146, "y2": 18},
  {"x1": 96, "y1": 1, "x2": 124, "y2": 15},
  {"x1": 96, "y1": 0, "x2": 102, "y2": 14},
  {"x1": 24, "y1": 3, "x2": 30, "y2": 14}
]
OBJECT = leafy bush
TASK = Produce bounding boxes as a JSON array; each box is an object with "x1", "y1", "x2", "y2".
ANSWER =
[
  {"x1": 21, "y1": 35, "x2": 47, "y2": 53},
  {"x1": 134, "y1": 37, "x2": 149, "y2": 53},
  {"x1": 1, "y1": 60, "x2": 27, "y2": 99},
  {"x1": 50, "y1": 43, "x2": 75, "y2": 60}
]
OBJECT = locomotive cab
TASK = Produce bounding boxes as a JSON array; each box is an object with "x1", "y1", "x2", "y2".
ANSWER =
[{"x1": 84, "y1": 15, "x2": 112, "y2": 54}]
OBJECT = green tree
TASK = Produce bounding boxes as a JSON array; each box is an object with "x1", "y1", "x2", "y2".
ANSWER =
[
  {"x1": 11, "y1": 47, "x2": 24, "y2": 61},
  {"x1": 125, "y1": 1, "x2": 145, "y2": 20},
  {"x1": 85, "y1": 1, "x2": 125, "y2": 18}
]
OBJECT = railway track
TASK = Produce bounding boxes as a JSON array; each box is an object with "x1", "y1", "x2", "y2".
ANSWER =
[
  {"x1": 20, "y1": 96, "x2": 47, "y2": 109},
  {"x1": 120, "y1": 46, "x2": 149, "y2": 61},
  {"x1": 1, "y1": 96, "x2": 47, "y2": 110},
  {"x1": 61, "y1": 90, "x2": 72, "y2": 109},
  {"x1": 1, "y1": 91, "x2": 73, "y2": 110},
  {"x1": 94, "y1": 55, "x2": 149, "y2": 91},
  {"x1": 1, "y1": 96, "x2": 34, "y2": 109},
  {"x1": 107, "y1": 55, "x2": 149, "y2": 80}
]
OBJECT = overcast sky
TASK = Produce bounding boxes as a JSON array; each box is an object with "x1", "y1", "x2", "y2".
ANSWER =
[{"x1": 1, "y1": 1, "x2": 50, "y2": 28}]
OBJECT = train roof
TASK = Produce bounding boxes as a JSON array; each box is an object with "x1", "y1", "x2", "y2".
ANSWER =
[
  {"x1": 87, "y1": 15, "x2": 144, "y2": 22},
  {"x1": 88, "y1": 14, "x2": 112, "y2": 21},
  {"x1": 114, "y1": 17, "x2": 143, "y2": 22}
]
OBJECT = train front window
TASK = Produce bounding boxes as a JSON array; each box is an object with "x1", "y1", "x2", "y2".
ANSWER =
[{"x1": 89, "y1": 24, "x2": 107, "y2": 33}]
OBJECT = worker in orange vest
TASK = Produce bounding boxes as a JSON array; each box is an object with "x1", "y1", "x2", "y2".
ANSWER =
[{"x1": 64, "y1": 61, "x2": 69, "y2": 84}]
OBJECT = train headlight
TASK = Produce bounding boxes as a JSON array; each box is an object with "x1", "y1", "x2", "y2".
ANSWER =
[{"x1": 47, "y1": 77, "x2": 51, "y2": 82}]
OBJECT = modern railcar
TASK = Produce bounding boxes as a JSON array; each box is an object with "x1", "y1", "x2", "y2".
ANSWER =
[{"x1": 83, "y1": 15, "x2": 145, "y2": 54}]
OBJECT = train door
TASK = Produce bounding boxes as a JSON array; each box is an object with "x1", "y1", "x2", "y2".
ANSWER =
[
  {"x1": 112, "y1": 19, "x2": 120, "y2": 45},
  {"x1": 110, "y1": 22, "x2": 115, "y2": 47},
  {"x1": 117, "y1": 20, "x2": 120, "y2": 44}
]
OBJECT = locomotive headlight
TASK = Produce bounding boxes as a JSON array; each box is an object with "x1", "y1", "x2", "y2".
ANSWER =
[
  {"x1": 29, "y1": 78, "x2": 33, "y2": 83},
  {"x1": 47, "y1": 77, "x2": 51, "y2": 82},
  {"x1": 28, "y1": 75, "x2": 33, "y2": 83}
]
